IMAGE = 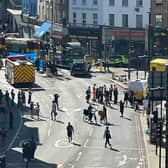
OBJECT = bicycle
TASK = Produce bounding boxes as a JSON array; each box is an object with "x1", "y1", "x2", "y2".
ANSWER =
[{"x1": 83, "y1": 107, "x2": 97, "y2": 123}]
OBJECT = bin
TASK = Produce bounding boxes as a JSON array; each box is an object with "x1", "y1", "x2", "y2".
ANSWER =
[{"x1": 112, "y1": 71, "x2": 115, "y2": 79}]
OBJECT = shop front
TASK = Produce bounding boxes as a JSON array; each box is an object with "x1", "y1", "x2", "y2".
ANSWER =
[{"x1": 68, "y1": 26, "x2": 102, "y2": 58}]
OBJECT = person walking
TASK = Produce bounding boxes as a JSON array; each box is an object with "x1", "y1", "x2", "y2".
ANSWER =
[
  {"x1": 35, "y1": 102, "x2": 40, "y2": 119},
  {"x1": 109, "y1": 84, "x2": 113, "y2": 102},
  {"x1": 29, "y1": 137, "x2": 37, "y2": 159},
  {"x1": 30, "y1": 102, "x2": 34, "y2": 118},
  {"x1": 86, "y1": 86, "x2": 91, "y2": 104},
  {"x1": 28, "y1": 89, "x2": 32, "y2": 105},
  {"x1": 5, "y1": 90, "x2": 9, "y2": 105},
  {"x1": 124, "y1": 90, "x2": 129, "y2": 107},
  {"x1": 103, "y1": 105, "x2": 107, "y2": 124},
  {"x1": 66, "y1": 122, "x2": 74, "y2": 143},
  {"x1": 113, "y1": 86, "x2": 118, "y2": 104},
  {"x1": 51, "y1": 101, "x2": 57, "y2": 120},
  {"x1": 120, "y1": 100, "x2": 124, "y2": 117},
  {"x1": 54, "y1": 93, "x2": 60, "y2": 110},
  {"x1": 103, "y1": 126, "x2": 112, "y2": 148}
]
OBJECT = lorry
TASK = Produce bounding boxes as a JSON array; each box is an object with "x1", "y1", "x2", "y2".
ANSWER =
[
  {"x1": 70, "y1": 59, "x2": 90, "y2": 76},
  {"x1": 5, "y1": 55, "x2": 35, "y2": 85}
]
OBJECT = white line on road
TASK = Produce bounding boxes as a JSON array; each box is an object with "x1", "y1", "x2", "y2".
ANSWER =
[
  {"x1": 48, "y1": 128, "x2": 51, "y2": 136},
  {"x1": 84, "y1": 139, "x2": 89, "y2": 147},
  {"x1": 49, "y1": 120, "x2": 52, "y2": 127},
  {"x1": 89, "y1": 128, "x2": 93, "y2": 137},
  {"x1": 76, "y1": 152, "x2": 82, "y2": 162},
  {"x1": 118, "y1": 155, "x2": 127, "y2": 166},
  {"x1": 71, "y1": 165, "x2": 75, "y2": 168}
]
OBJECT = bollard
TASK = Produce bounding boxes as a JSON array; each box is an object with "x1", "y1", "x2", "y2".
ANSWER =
[{"x1": 112, "y1": 71, "x2": 115, "y2": 80}]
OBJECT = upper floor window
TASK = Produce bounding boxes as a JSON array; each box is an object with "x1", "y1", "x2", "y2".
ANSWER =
[
  {"x1": 73, "y1": 12, "x2": 77, "y2": 24},
  {"x1": 109, "y1": 0, "x2": 115, "y2": 6},
  {"x1": 155, "y1": 0, "x2": 163, "y2": 5},
  {"x1": 93, "y1": 0, "x2": 98, "y2": 5},
  {"x1": 122, "y1": 0, "x2": 128, "y2": 7},
  {"x1": 93, "y1": 13, "x2": 98, "y2": 25},
  {"x1": 155, "y1": 15, "x2": 162, "y2": 27},
  {"x1": 82, "y1": 13, "x2": 86, "y2": 25},
  {"x1": 136, "y1": 0, "x2": 143, "y2": 7},
  {"x1": 122, "y1": 14, "x2": 128, "y2": 27},
  {"x1": 82, "y1": 0, "x2": 86, "y2": 5},
  {"x1": 109, "y1": 14, "x2": 115, "y2": 26},
  {"x1": 136, "y1": 15, "x2": 143, "y2": 28},
  {"x1": 72, "y1": 0, "x2": 76, "y2": 5}
]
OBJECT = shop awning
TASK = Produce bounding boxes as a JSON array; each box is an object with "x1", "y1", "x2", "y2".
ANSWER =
[{"x1": 34, "y1": 22, "x2": 51, "y2": 38}]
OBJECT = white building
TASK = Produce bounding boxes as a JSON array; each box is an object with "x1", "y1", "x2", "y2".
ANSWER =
[{"x1": 69, "y1": 0, "x2": 150, "y2": 28}]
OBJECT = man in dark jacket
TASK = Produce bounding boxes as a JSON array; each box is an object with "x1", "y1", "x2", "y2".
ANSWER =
[
  {"x1": 66, "y1": 122, "x2": 74, "y2": 143},
  {"x1": 104, "y1": 126, "x2": 112, "y2": 148}
]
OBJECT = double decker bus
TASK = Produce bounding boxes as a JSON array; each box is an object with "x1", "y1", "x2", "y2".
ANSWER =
[{"x1": 5, "y1": 37, "x2": 40, "y2": 54}]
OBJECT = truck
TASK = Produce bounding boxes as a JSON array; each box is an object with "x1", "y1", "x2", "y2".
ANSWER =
[
  {"x1": 5, "y1": 55, "x2": 35, "y2": 85},
  {"x1": 70, "y1": 59, "x2": 90, "y2": 76}
]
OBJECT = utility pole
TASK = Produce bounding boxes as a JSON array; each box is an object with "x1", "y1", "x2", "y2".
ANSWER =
[{"x1": 166, "y1": 65, "x2": 168, "y2": 167}]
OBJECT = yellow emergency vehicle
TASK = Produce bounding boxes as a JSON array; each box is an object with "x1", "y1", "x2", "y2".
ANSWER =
[
  {"x1": 150, "y1": 58, "x2": 168, "y2": 72},
  {"x1": 5, "y1": 55, "x2": 35, "y2": 85}
]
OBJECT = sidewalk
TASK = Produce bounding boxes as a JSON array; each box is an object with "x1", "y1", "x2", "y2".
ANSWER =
[
  {"x1": 0, "y1": 97, "x2": 22, "y2": 155},
  {"x1": 109, "y1": 68, "x2": 165, "y2": 168}
]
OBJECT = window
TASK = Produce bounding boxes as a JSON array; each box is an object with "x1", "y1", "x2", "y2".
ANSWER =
[
  {"x1": 136, "y1": 15, "x2": 143, "y2": 28},
  {"x1": 122, "y1": 0, "x2": 128, "y2": 6},
  {"x1": 93, "y1": 0, "x2": 98, "y2": 5},
  {"x1": 72, "y1": 0, "x2": 76, "y2": 5},
  {"x1": 82, "y1": 0, "x2": 86, "y2": 5},
  {"x1": 109, "y1": 14, "x2": 115, "y2": 26},
  {"x1": 155, "y1": 15, "x2": 162, "y2": 27},
  {"x1": 93, "y1": 13, "x2": 98, "y2": 25},
  {"x1": 73, "y1": 12, "x2": 76, "y2": 24},
  {"x1": 156, "y1": 0, "x2": 163, "y2": 5},
  {"x1": 136, "y1": 0, "x2": 143, "y2": 7},
  {"x1": 109, "y1": 0, "x2": 115, "y2": 6},
  {"x1": 82, "y1": 13, "x2": 86, "y2": 25},
  {"x1": 122, "y1": 14, "x2": 128, "y2": 27}
]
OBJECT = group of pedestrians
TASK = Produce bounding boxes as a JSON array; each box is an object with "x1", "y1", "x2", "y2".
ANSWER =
[{"x1": 86, "y1": 84, "x2": 119, "y2": 106}]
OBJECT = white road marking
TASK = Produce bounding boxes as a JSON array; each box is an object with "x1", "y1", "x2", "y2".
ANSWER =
[
  {"x1": 55, "y1": 139, "x2": 73, "y2": 148},
  {"x1": 62, "y1": 107, "x2": 68, "y2": 112},
  {"x1": 48, "y1": 128, "x2": 51, "y2": 136},
  {"x1": 118, "y1": 155, "x2": 127, "y2": 166},
  {"x1": 89, "y1": 128, "x2": 93, "y2": 137},
  {"x1": 71, "y1": 165, "x2": 75, "y2": 168},
  {"x1": 74, "y1": 108, "x2": 82, "y2": 112},
  {"x1": 49, "y1": 120, "x2": 52, "y2": 127},
  {"x1": 76, "y1": 152, "x2": 82, "y2": 162},
  {"x1": 84, "y1": 139, "x2": 89, "y2": 147}
]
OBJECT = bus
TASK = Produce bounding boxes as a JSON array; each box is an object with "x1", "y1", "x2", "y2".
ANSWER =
[
  {"x1": 61, "y1": 42, "x2": 86, "y2": 67},
  {"x1": 5, "y1": 37, "x2": 41, "y2": 54}
]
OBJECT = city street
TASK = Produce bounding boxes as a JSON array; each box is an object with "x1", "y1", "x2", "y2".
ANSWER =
[{"x1": 1, "y1": 68, "x2": 148, "y2": 168}]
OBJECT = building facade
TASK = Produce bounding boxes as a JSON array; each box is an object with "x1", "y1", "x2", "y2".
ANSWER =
[{"x1": 151, "y1": 0, "x2": 168, "y2": 28}]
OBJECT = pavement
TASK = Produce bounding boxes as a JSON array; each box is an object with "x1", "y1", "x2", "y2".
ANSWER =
[{"x1": 0, "y1": 66, "x2": 165, "y2": 167}]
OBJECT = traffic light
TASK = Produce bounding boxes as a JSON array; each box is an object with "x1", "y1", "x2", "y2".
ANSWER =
[
  {"x1": 156, "y1": 122, "x2": 162, "y2": 138},
  {"x1": 0, "y1": 155, "x2": 6, "y2": 168}
]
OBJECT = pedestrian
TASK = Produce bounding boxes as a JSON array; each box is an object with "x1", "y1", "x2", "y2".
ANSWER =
[
  {"x1": 29, "y1": 137, "x2": 37, "y2": 159},
  {"x1": 103, "y1": 105, "x2": 107, "y2": 124},
  {"x1": 120, "y1": 100, "x2": 124, "y2": 117},
  {"x1": 5, "y1": 90, "x2": 9, "y2": 105},
  {"x1": 92, "y1": 84, "x2": 96, "y2": 102},
  {"x1": 86, "y1": 86, "x2": 91, "y2": 103},
  {"x1": 124, "y1": 90, "x2": 129, "y2": 107},
  {"x1": 113, "y1": 86, "x2": 118, "y2": 104},
  {"x1": 51, "y1": 101, "x2": 57, "y2": 120},
  {"x1": 35, "y1": 102, "x2": 40, "y2": 119},
  {"x1": 109, "y1": 84, "x2": 113, "y2": 102},
  {"x1": 54, "y1": 93, "x2": 60, "y2": 110},
  {"x1": 28, "y1": 89, "x2": 32, "y2": 104},
  {"x1": 17, "y1": 90, "x2": 21, "y2": 107},
  {"x1": 88, "y1": 104, "x2": 93, "y2": 123},
  {"x1": 134, "y1": 101, "x2": 139, "y2": 112},
  {"x1": 103, "y1": 126, "x2": 112, "y2": 148},
  {"x1": 66, "y1": 122, "x2": 74, "y2": 143},
  {"x1": 11, "y1": 89, "x2": 15, "y2": 105},
  {"x1": 30, "y1": 102, "x2": 34, "y2": 118}
]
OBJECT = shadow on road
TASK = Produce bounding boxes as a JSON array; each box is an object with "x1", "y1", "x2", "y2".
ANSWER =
[
  {"x1": 122, "y1": 116, "x2": 132, "y2": 121},
  {"x1": 56, "y1": 120, "x2": 64, "y2": 124},
  {"x1": 110, "y1": 147, "x2": 120, "y2": 152}
]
